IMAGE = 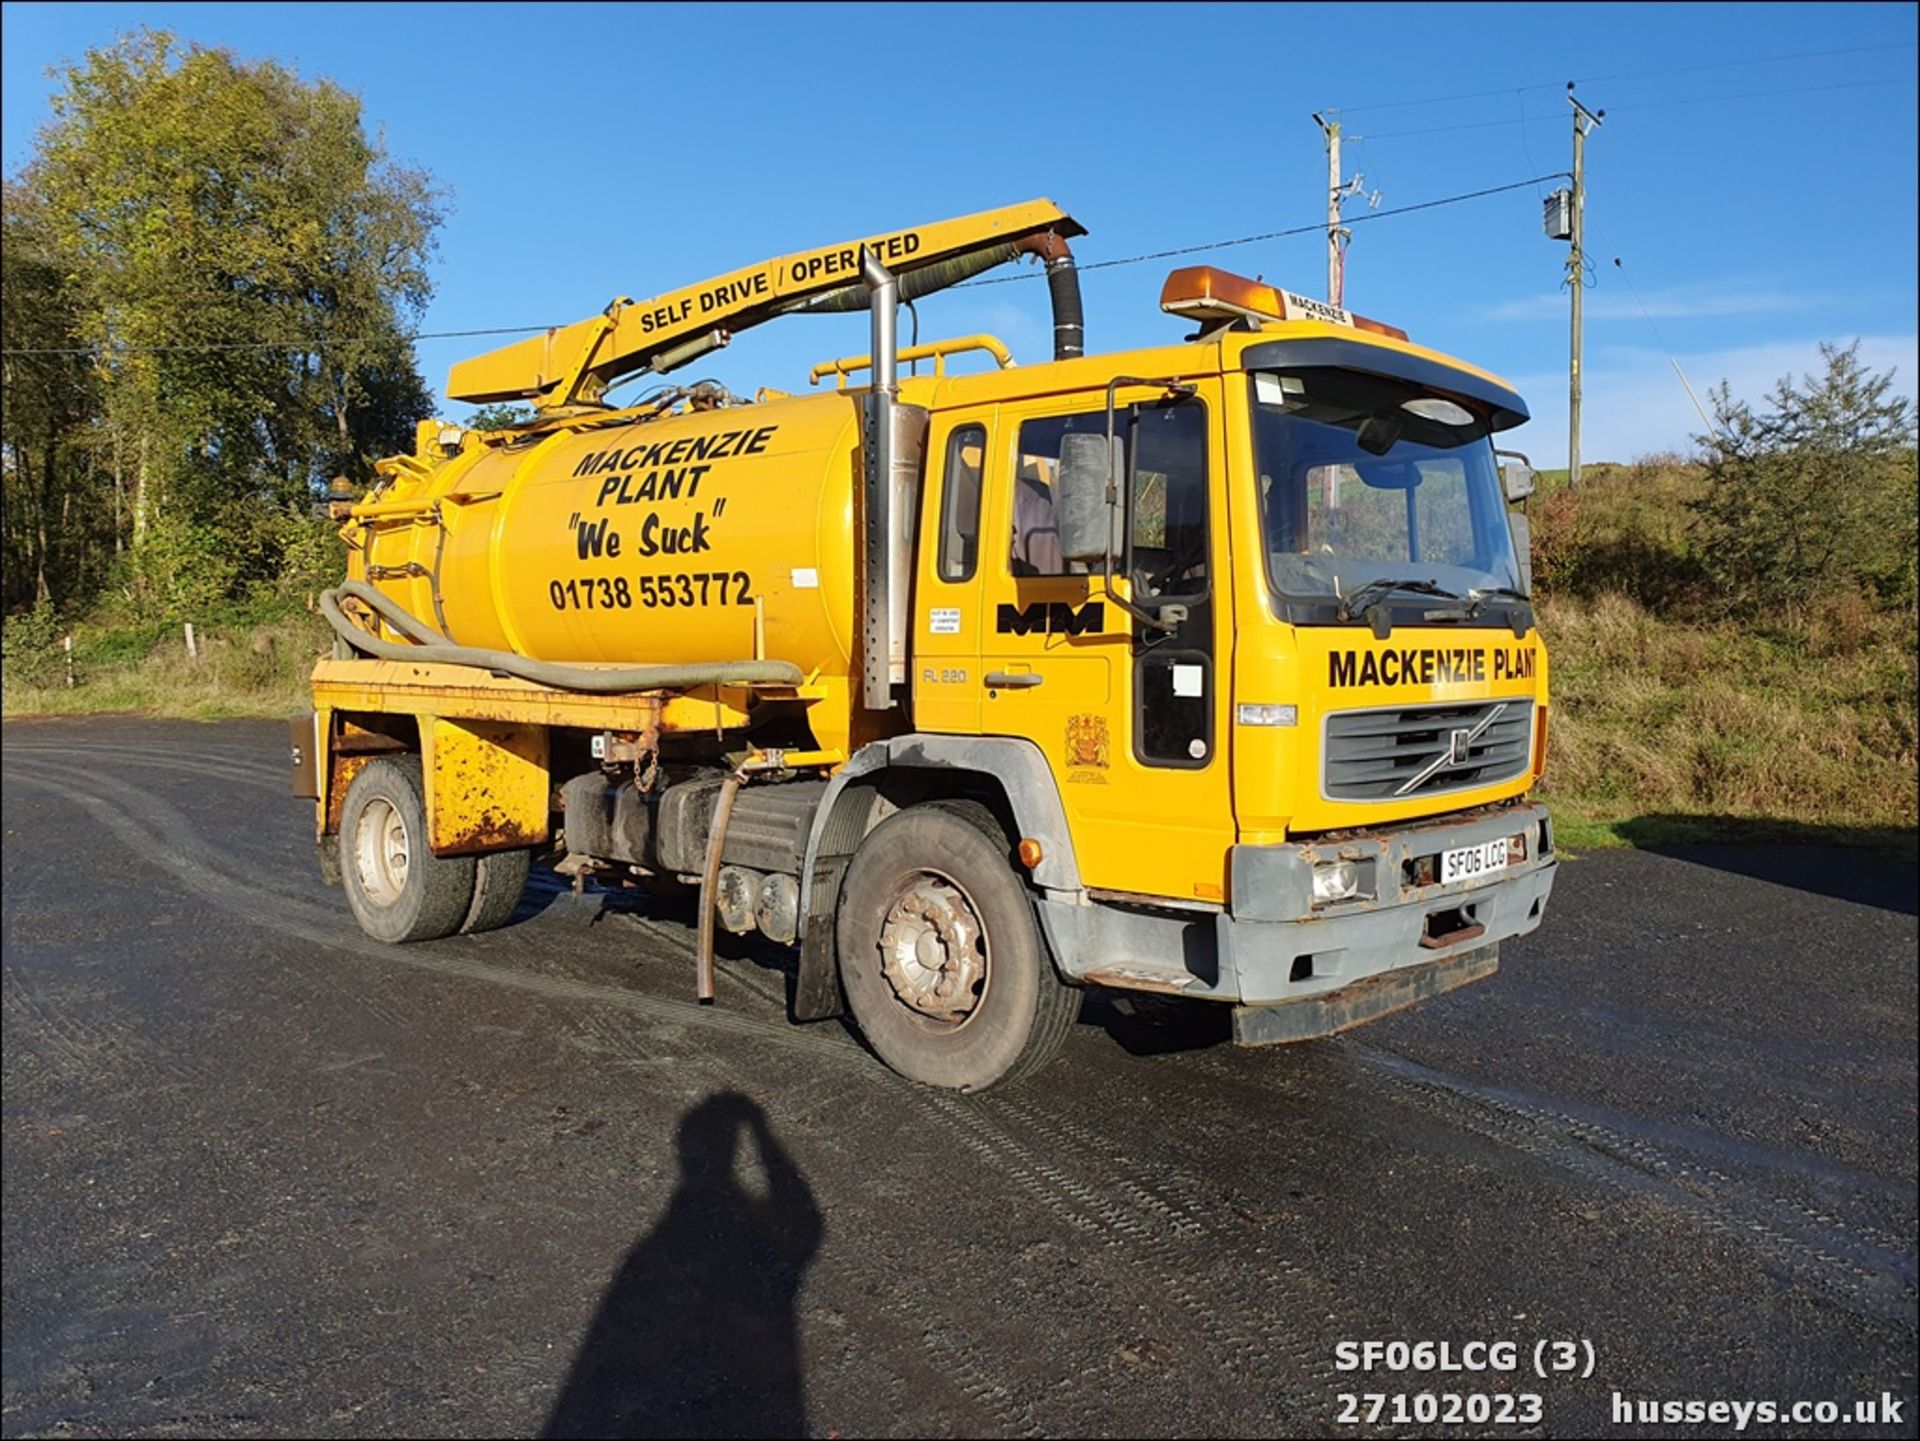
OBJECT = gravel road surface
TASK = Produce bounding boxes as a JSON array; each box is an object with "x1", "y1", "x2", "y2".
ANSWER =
[{"x1": 3, "y1": 718, "x2": 1915, "y2": 1438}]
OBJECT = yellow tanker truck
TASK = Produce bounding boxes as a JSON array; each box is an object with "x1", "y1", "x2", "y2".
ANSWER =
[{"x1": 296, "y1": 198, "x2": 1556, "y2": 1091}]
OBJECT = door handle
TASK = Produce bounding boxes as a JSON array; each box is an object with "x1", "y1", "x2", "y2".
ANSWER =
[{"x1": 984, "y1": 671, "x2": 1044, "y2": 689}]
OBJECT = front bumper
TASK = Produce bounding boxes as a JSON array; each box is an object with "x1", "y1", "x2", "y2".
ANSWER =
[{"x1": 1034, "y1": 803, "x2": 1556, "y2": 1028}]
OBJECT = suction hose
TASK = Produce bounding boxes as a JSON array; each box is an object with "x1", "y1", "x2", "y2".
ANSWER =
[
  {"x1": 1015, "y1": 232, "x2": 1084, "y2": 361},
  {"x1": 321, "y1": 580, "x2": 802, "y2": 692}
]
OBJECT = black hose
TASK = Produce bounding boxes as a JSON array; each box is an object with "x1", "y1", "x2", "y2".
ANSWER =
[
  {"x1": 1044, "y1": 251, "x2": 1084, "y2": 360},
  {"x1": 321, "y1": 580, "x2": 802, "y2": 692}
]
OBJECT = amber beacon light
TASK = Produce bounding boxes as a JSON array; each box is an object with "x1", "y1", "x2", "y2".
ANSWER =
[{"x1": 1158, "y1": 266, "x2": 1409, "y2": 341}]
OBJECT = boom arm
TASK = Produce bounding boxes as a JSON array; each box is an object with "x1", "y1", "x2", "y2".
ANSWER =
[{"x1": 448, "y1": 198, "x2": 1086, "y2": 409}]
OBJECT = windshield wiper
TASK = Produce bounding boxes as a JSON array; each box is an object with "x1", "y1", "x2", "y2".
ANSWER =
[
  {"x1": 1467, "y1": 586, "x2": 1536, "y2": 636},
  {"x1": 1336, "y1": 577, "x2": 1462, "y2": 622}
]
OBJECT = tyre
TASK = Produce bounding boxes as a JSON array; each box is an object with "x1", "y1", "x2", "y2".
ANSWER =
[
  {"x1": 461, "y1": 848, "x2": 532, "y2": 934},
  {"x1": 317, "y1": 834, "x2": 342, "y2": 888},
  {"x1": 339, "y1": 755, "x2": 476, "y2": 943},
  {"x1": 836, "y1": 803, "x2": 1081, "y2": 1091}
]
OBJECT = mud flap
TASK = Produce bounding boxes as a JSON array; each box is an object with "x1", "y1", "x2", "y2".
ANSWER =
[
  {"x1": 419, "y1": 716, "x2": 550, "y2": 857},
  {"x1": 1231, "y1": 945, "x2": 1498, "y2": 1046}
]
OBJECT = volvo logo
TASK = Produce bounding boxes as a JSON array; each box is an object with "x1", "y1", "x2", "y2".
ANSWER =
[{"x1": 1396, "y1": 702, "x2": 1510, "y2": 797}]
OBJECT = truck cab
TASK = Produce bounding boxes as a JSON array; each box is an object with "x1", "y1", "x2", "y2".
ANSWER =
[{"x1": 895, "y1": 273, "x2": 1553, "y2": 1040}]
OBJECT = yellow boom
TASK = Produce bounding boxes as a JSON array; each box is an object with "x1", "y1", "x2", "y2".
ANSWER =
[{"x1": 448, "y1": 197, "x2": 1084, "y2": 409}]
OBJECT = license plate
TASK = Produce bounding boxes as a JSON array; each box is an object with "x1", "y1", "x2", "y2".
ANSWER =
[{"x1": 1440, "y1": 838, "x2": 1509, "y2": 885}]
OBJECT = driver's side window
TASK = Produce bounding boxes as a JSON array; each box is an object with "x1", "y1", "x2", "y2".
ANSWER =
[
  {"x1": 1008, "y1": 401, "x2": 1208, "y2": 591},
  {"x1": 1009, "y1": 411, "x2": 1110, "y2": 577}
]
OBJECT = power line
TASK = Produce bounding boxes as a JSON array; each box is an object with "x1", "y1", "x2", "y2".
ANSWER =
[
  {"x1": 1326, "y1": 39, "x2": 1917, "y2": 115},
  {"x1": 959, "y1": 174, "x2": 1567, "y2": 287},
  {"x1": 0, "y1": 322, "x2": 557, "y2": 359},
  {"x1": 1604, "y1": 72, "x2": 1916, "y2": 114},
  {"x1": 1, "y1": 174, "x2": 1567, "y2": 355},
  {"x1": 1360, "y1": 73, "x2": 1915, "y2": 140}
]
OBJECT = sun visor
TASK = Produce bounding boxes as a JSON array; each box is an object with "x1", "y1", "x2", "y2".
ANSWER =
[{"x1": 1241, "y1": 336, "x2": 1530, "y2": 433}]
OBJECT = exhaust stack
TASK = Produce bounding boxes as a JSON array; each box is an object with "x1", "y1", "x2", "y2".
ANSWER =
[{"x1": 860, "y1": 251, "x2": 903, "y2": 711}]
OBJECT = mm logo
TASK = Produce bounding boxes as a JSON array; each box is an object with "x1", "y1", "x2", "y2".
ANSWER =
[{"x1": 995, "y1": 601, "x2": 1106, "y2": 637}]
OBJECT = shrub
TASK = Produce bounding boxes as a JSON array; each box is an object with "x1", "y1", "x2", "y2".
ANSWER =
[
  {"x1": 1, "y1": 601, "x2": 65, "y2": 689},
  {"x1": 1691, "y1": 342, "x2": 1918, "y2": 621}
]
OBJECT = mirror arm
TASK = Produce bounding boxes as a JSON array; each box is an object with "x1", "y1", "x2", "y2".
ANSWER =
[{"x1": 1104, "y1": 585, "x2": 1179, "y2": 634}]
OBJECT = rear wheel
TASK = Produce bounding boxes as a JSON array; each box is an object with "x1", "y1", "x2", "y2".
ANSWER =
[
  {"x1": 340, "y1": 756, "x2": 476, "y2": 943},
  {"x1": 837, "y1": 804, "x2": 1080, "y2": 1091},
  {"x1": 461, "y1": 848, "x2": 532, "y2": 934}
]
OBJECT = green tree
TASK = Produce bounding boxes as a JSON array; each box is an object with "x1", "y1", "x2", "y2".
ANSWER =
[
  {"x1": 1692, "y1": 342, "x2": 1918, "y2": 619},
  {"x1": 4, "y1": 29, "x2": 442, "y2": 613},
  {"x1": 2, "y1": 184, "x2": 103, "y2": 609},
  {"x1": 463, "y1": 402, "x2": 534, "y2": 431}
]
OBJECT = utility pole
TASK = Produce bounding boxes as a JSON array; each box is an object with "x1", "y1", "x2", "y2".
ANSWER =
[
  {"x1": 1311, "y1": 113, "x2": 1377, "y2": 308},
  {"x1": 1314, "y1": 112, "x2": 1345, "y2": 305},
  {"x1": 1566, "y1": 84, "x2": 1604, "y2": 487}
]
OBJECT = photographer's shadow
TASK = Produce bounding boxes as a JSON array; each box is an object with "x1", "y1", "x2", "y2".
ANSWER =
[{"x1": 543, "y1": 1092, "x2": 823, "y2": 1439}]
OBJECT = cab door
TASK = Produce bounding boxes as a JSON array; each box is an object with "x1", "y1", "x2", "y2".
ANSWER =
[
  {"x1": 977, "y1": 383, "x2": 1234, "y2": 902},
  {"x1": 911, "y1": 411, "x2": 993, "y2": 734}
]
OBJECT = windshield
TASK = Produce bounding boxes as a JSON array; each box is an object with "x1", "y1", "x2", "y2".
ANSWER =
[{"x1": 1250, "y1": 368, "x2": 1523, "y2": 612}]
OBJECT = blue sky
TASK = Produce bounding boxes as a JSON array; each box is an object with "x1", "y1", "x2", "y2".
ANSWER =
[{"x1": 4, "y1": 2, "x2": 1914, "y2": 466}]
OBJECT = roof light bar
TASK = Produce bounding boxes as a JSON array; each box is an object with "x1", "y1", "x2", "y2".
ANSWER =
[{"x1": 1159, "y1": 266, "x2": 1408, "y2": 341}]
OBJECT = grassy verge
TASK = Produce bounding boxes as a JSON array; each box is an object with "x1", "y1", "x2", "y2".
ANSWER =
[
  {"x1": 7, "y1": 582, "x2": 1914, "y2": 858},
  {"x1": 1536, "y1": 591, "x2": 1917, "y2": 856},
  {"x1": 1548, "y1": 809, "x2": 1917, "y2": 860},
  {"x1": 2, "y1": 595, "x2": 329, "y2": 721}
]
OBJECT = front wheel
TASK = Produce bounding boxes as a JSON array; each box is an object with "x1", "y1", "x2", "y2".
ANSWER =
[{"x1": 836, "y1": 804, "x2": 1080, "y2": 1091}]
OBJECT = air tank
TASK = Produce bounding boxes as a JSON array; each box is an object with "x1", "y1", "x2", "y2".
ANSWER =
[{"x1": 356, "y1": 391, "x2": 862, "y2": 677}]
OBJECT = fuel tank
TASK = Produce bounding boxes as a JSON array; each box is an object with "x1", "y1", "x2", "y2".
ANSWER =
[{"x1": 356, "y1": 391, "x2": 861, "y2": 674}]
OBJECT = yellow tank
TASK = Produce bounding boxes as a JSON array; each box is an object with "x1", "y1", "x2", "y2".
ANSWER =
[{"x1": 357, "y1": 391, "x2": 863, "y2": 676}]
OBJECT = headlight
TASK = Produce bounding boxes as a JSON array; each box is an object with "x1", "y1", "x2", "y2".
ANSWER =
[{"x1": 1311, "y1": 860, "x2": 1361, "y2": 904}]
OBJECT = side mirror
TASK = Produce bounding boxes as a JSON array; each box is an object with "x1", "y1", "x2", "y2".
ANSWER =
[
  {"x1": 1056, "y1": 432, "x2": 1123, "y2": 566},
  {"x1": 1507, "y1": 511, "x2": 1533, "y2": 595},
  {"x1": 1500, "y1": 457, "x2": 1536, "y2": 502}
]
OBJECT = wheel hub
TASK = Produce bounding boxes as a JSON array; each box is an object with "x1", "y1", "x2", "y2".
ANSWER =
[
  {"x1": 355, "y1": 796, "x2": 410, "y2": 906},
  {"x1": 878, "y1": 875, "x2": 986, "y2": 1022}
]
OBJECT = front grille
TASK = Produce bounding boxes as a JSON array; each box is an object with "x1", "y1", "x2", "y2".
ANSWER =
[{"x1": 1324, "y1": 698, "x2": 1533, "y2": 801}]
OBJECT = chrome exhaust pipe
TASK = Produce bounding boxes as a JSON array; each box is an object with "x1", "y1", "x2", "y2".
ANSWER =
[{"x1": 860, "y1": 251, "x2": 899, "y2": 711}]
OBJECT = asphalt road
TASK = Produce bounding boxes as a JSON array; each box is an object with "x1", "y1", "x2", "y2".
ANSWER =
[{"x1": 3, "y1": 717, "x2": 1915, "y2": 1439}]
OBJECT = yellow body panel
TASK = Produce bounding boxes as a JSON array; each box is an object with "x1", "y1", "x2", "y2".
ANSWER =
[
  {"x1": 1211, "y1": 352, "x2": 1546, "y2": 845},
  {"x1": 911, "y1": 377, "x2": 1236, "y2": 902},
  {"x1": 419, "y1": 716, "x2": 551, "y2": 856}
]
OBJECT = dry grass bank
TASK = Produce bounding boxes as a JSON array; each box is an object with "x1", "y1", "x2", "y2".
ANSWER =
[
  {"x1": 1536, "y1": 593, "x2": 1917, "y2": 852},
  {"x1": 3, "y1": 599, "x2": 327, "y2": 721}
]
